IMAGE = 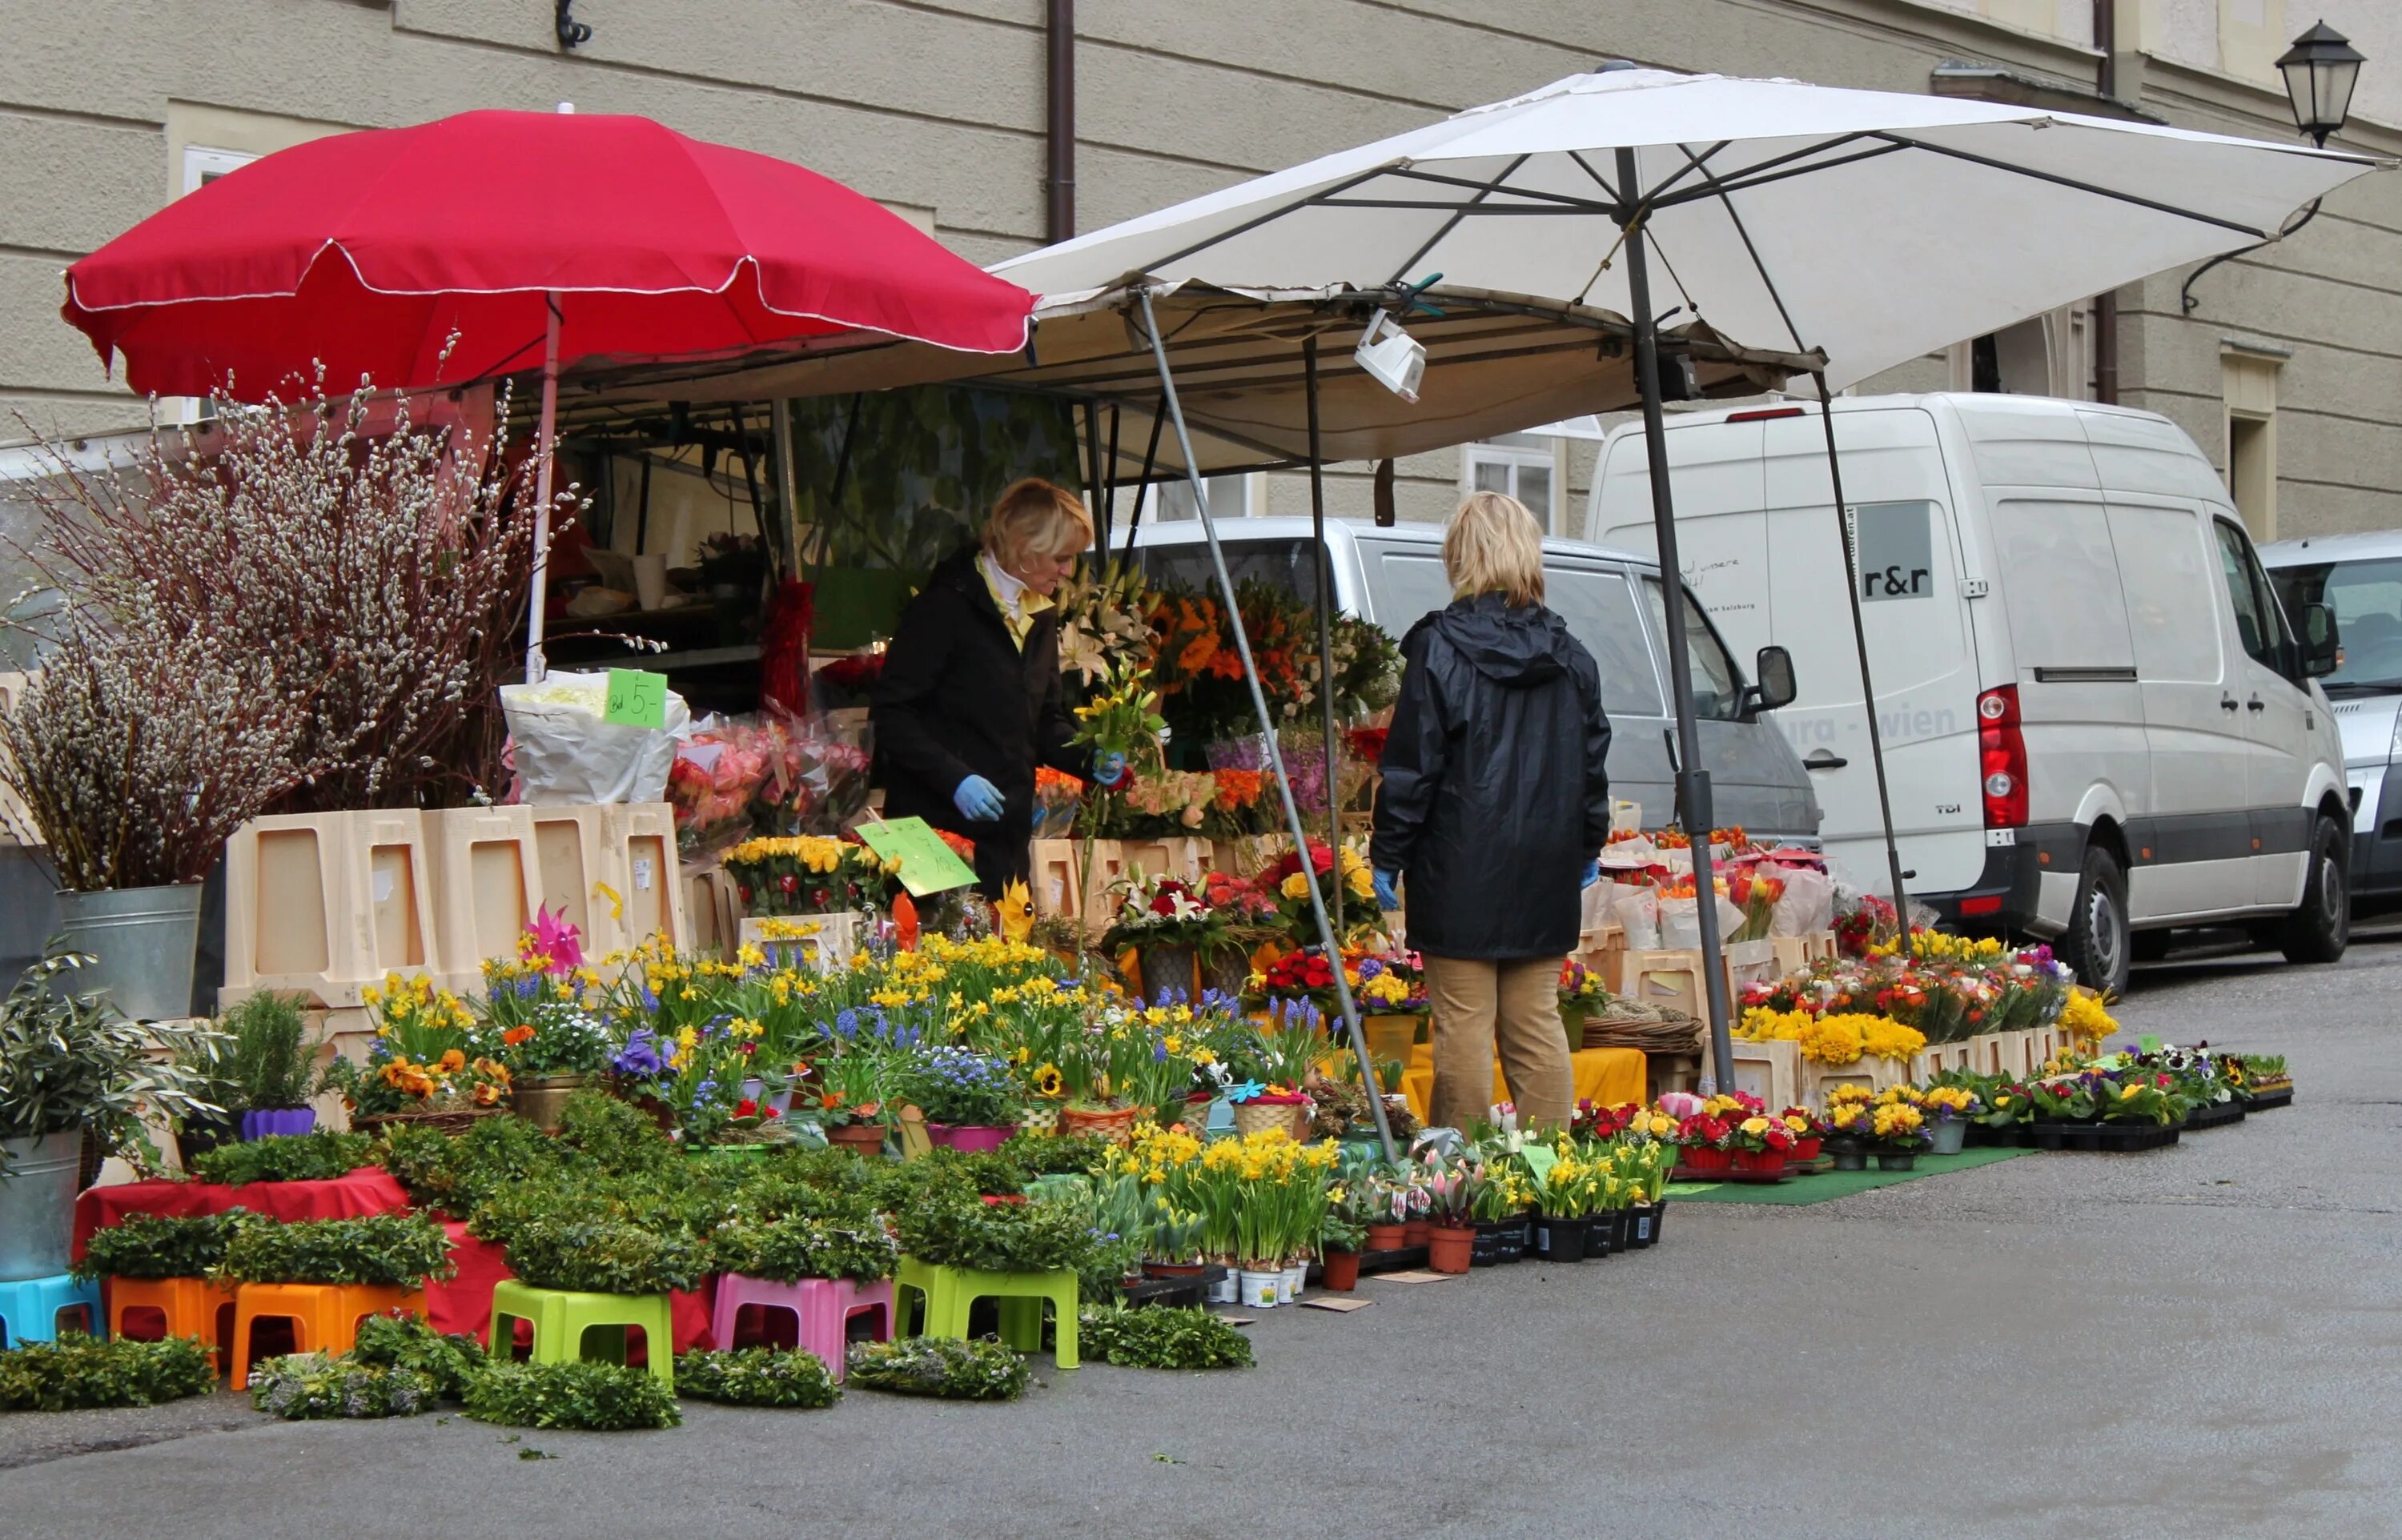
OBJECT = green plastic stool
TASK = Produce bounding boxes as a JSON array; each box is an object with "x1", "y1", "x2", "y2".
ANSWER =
[
  {"x1": 488, "y1": 1279, "x2": 676, "y2": 1391},
  {"x1": 893, "y1": 1257, "x2": 1078, "y2": 1370}
]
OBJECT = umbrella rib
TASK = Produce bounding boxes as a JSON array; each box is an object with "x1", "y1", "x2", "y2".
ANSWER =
[
  {"x1": 1384, "y1": 154, "x2": 1532, "y2": 288},
  {"x1": 1132, "y1": 163, "x2": 1399, "y2": 279},
  {"x1": 1648, "y1": 140, "x2": 1906, "y2": 209},
  {"x1": 1379, "y1": 165, "x2": 1617, "y2": 214},
  {"x1": 1632, "y1": 139, "x2": 1733, "y2": 207},
  {"x1": 1858, "y1": 131, "x2": 2274, "y2": 239},
  {"x1": 1567, "y1": 150, "x2": 1624, "y2": 207},
  {"x1": 1675, "y1": 144, "x2": 1810, "y2": 357}
]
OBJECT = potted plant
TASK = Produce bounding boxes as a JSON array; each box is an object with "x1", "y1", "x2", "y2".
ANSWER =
[
  {"x1": 323, "y1": 973, "x2": 512, "y2": 1136},
  {"x1": 1868, "y1": 1099, "x2": 1930, "y2": 1170},
  {"x1": 0, "y1": 952, "x2": 219, "y2": 1281},
  {"x1": 1677, "y1": 1113, "x2": 1734, "y2": 1175},
  {"x1": 1556, "y1": 956, "x2": 1610, "y2": 1049},
  {"x1": 215, "y1": 1213, "x2": 457, "y2": 1289},
  {"x1": 1319, "y1": 1211, "x2": 1365, "y2": 1292},
  {"x1": 1531, "y1": 1146, "x2": 1603, "y2": 1262},
  {"x1": 802, "y1": 1049, "x2": 895, "y2": 1154},
  {"x1": 483, "y1": 916, "x2": 609, "y2": 1133},
  {"x1": 165, "y1": 1030, "x2": 242, "y2": 1167},
  {"x1": 1921, "y1": 1084, "x2": 1982, "y2": 1155},
  {"x1": 905, "y1": 1046, "x2": 1022, "y2": 1153},
  {"x1": 1725, "y1": 1113, "x2": 1797, "y2": 1177},
  {"x1": 222, "y1": 993, "x2": 322, "y2": 1141},
  {"x1": 1420, "y1": 1152, "x2": 1480, "y2": 1274},
  {"x1": 1468, "y1": 1156, "x2": 1535, "y2": 1265},
  {"x1": 1102, "y1": 868, "x2": 1228, "y2": 1005},
  {"x1": 1777, "y1": 1106, "x2": 1826, "y2": 1166}
]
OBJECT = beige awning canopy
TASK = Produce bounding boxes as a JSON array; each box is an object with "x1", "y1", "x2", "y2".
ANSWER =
[{"x1": 559, "y1": 281, "x2": 1817, "y2": 476}]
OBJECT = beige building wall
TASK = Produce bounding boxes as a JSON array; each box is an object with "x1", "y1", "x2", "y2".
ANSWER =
[{"x1": 0, "y1": 0, "x2": 2395, "y2": 538}]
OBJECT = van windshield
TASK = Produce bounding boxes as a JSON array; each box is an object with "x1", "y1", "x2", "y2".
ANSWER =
[{"x1": 2268, "y1": 556, "x2": 2402, "y2": 692}]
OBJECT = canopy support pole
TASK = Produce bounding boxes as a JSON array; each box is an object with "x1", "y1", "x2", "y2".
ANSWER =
[
  {"x1": 1304, "y1": 335, "x2": 1342, "y2": 939},
  {"x1": 524, "y1": 291, "x2": 562, "y2": 684},
  {"x1": 1811, "y1": 371, "x2": 1911, "y2": 923},
  {"x1": 1618, "y1": 154, "x2": 1735, "y2": 1095},
  {"x1": 1140, "y1": 289, "x2": 1395, "y2": 1161}
]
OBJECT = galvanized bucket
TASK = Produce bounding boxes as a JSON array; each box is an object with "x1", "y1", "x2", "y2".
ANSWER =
[
  {"x1": 0, "y1": 1131, "x2": 84, "y2": 1281},
  {"x1": 56, "y1": 882, "x2": 205, "y2": 1021}
]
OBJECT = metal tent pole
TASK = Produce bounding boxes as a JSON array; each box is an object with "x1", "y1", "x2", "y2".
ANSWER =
[
  {"x1": 523, "y1": 291, "x2": 563, "y2": 684},
  {"x1": 1617, "y1": 150, "x2": 1735, "y2": 1095},
  {"x1": 1139, "y1": 289, "x2": 1396, "y2": 1161},
  {"x1": 1810, "y1": 371, "x2": 1911, "y2": 923},
  {"x1": 1304, "y1": 335, "x2": 1343, "y2": 939}
]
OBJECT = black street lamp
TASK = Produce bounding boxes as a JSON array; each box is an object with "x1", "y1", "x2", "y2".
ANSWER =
[{"x1": 2182, "y1": 19, "x2": 2367, "y2": 313}]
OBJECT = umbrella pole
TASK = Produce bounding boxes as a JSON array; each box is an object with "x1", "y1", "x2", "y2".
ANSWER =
[
  {"x1": 1304, "y1": 335, "x2": 1342, "y2": 939},
  {"x1": 1810, "y1": 371, "x2": 1912, "y2": 925},
  {"x1": 1617, "y1": 164, "x2": 1736, "y2": 1096},
  {"x1": 1139, "y1": 289, "x2": 1396, "y2": 1163},
  {"x1": 524, "y1": 291, "x2": 562, "y2": 684}
]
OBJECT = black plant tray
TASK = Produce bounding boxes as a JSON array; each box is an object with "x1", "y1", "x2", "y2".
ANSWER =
[
  {"x1": 1357, "y1": 1245, "x2": 1430, "y2": 1275},
  {"x1": 2181, "y1": 1100, "x2": 2247, "y2": 1132},
  {"x1": 2246, "y1": 1088, "x2": 2295, "y2": 1111},
  {"x1": 2030, "y1": 1120, "x2": 2181, "y2": 1153},
  {"x1": 1123, "y1": 1266, "x2": 1227, "y2": 1309},
  {"x1": 1966, "y1": 1122, "x2": 2034, "y2": 1148}
]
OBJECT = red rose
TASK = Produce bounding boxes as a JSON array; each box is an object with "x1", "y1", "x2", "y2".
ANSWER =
[
  {"x1": 737, "y1": 884, "x2": 753, "y2": 904},
  {"x1": 779, "y1": 872, "x2": 799, "y2": 894},
  {"x1": 735, "y1": 1098, "x2": 759, "y2": 1118}
]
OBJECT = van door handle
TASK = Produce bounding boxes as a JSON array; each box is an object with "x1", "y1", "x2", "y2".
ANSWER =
[
  {"x1": 2221, "y1": 696, "x2": 2240, "y2": 712},
  {"x1": 2247, "y1": 696, "x2": 2266, "y2": 712},
  {"x1": 1802, "y1": 750, "x2": 1847, "y2": 770}
]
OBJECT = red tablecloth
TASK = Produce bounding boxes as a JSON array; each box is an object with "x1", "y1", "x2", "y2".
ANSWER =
[
  {"x1": 430, "y1": 1224, "x2": 717, "y2": 1356},
  {"x1": 72, "y1": 1168, "x2": 412, "y2": 1258}
]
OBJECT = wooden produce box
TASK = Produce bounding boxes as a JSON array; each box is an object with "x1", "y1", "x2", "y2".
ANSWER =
[{"x1": 737, "y1": 912, "x2": 865, "y2": 973}]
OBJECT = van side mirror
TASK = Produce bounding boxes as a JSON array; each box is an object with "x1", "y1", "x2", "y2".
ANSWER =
[
  {"x1": 2300, "y1": 603, "x2": 2341, "y2": 679},
  {"x1": 1745, "y1": 645, "x2": 1798, "y2": 718}
]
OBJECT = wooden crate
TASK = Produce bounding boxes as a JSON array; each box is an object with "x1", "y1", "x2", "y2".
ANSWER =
[
  {"x1": 1621, "y1": 948, "x2": 1708, "y2": 1019},
  {"x1": 223, "y1": 810, "x2": 439, "y2": 1009},
  {"x1": 1030, "y1": 840, "x2": 1083, "y2": 923},
  {"x1": 737, "y1": 912, "x2": 866, "y2": 973},
  {"x1": 1726, "y1": 1039, "x2": 1801, "y2": 1112},
  {"x1": 1116, "y1": 836, "x2": 1212, "y2": 886},
  {"x1": 1770, "y1": 930, "x2": 1841, "y2": 976},
  {"x1": 1722, "y1": 938, "x2": 1780, "y2": 996}
]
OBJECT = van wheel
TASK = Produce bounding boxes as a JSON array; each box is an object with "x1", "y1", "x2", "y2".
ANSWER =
[
  {"x1": 2061, "y1": 845, "x2": 2131, "y2": 996},
  {"x1": 2280, "y1": 814, "x2": 2350, "y2": 965}
]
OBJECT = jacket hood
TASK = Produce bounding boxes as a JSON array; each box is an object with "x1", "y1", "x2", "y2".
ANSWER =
[{"x1": 1429, "y1": 595, "x2": 1572, "y2": 687}]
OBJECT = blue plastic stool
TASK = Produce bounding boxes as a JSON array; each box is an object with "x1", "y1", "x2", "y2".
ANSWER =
[{"x1": 0, "y1": 1274, "x2": 102, "y2": 1347}]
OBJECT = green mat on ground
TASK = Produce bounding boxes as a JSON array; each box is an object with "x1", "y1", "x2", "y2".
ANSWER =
[{"x1": 1665, "y1": 1147, "x2": 2027, "y2": 1205}]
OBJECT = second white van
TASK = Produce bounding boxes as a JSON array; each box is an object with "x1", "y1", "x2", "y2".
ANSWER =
[{"x1": 1591, "y1": 392, "x2": 2349, "y2": 993}]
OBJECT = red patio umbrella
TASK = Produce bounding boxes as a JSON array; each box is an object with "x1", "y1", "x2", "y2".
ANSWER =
[{"x1": 62, "y1": 107, "x2": 1035, "y2": 678}]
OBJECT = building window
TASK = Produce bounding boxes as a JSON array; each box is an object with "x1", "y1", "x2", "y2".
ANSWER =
[
  {"x1": 1153, "y1": 472, "x2": 1257, "y2": 521},
  {"x1": 1462, "y1": 435, "x2": 1559, "y2": 531},
  {"x1": 2222, "y1": 347, "x2": 2284, "y2": 540},
  {"x1": 180, "y1": 145, "x2": 256, "y2": 195}
]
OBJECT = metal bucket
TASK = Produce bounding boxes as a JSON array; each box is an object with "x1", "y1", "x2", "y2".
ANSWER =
[
  {"x1": 0, "y1": 1131, "x2": 84, "y2": 1281},
  {"x1": 56, "y1": 882, "x2": 204, "y2": 1021}
]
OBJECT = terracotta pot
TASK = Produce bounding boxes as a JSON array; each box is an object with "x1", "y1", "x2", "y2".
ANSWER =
[
  {"x1": 1426, "y1": 1225, "x2": 1474, "y2": 1274},
  {"x1": 1320, "y1": 1250, "x2": 1360, "y2": 1291},
  {"x1": 825, "y1": 1122, "x2": 887, "y2": 1154},
  {"x1": 1058, "y1": 1105, "x2": 1139, "y2": 1145},
  {"x1": 1403, "y1": 1218, "x2": 1431, "y2": 1248},
  {"x1": 1364, "y1": 1223, "x2": 1407, "y2": 1252}
]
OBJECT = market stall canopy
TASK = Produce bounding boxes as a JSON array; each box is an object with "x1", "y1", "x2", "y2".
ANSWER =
[
  {"x1": 566, "y1": 281, "x2": 1814, "y2": 475},
  {"x1": 60, "y1": 108, "x2": 1035, "y2": 401},
  {"x1": 986, "y1": 67, "x2": 2383, "y2": 392}
]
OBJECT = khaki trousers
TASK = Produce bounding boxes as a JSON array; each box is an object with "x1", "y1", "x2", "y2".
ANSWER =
[{"x1": 1424, "y1": 953, "x2": 1572, "y2": 1133}]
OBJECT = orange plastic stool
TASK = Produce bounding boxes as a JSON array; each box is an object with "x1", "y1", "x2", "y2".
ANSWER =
[
  {"x1": 109, "y1": 1277, "x2": 238, "y2": 1366},
  {"x1": 228, "y1": 1282, "x2": 426, "y2": 1389}
]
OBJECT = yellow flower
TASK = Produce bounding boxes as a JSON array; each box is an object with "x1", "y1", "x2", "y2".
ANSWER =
[
  {"x1": 1033, "y1": 1064, "x2": 1064, "y2": 1097},
  {"x1": 1279, "y1": 872, "x2": 1310, "y2": 900}
]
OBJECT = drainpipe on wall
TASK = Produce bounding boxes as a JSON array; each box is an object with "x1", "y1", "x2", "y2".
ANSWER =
[
  {"x1": 2092, "y1": 0, "x2": 2121, "y2": 403},
  {"x1": 1047, "y1": 0, "x2": 1075, "y2": 242}
]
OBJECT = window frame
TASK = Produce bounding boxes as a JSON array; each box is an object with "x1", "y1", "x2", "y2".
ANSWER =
[{"x1": 1461, "y1": 439, "x2": 1561, "y2": 531}]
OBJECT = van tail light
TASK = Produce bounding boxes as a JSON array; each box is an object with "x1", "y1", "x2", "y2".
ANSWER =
[{"x1": 1978, "y1": 685, "x2": 2028, "y2": 829}]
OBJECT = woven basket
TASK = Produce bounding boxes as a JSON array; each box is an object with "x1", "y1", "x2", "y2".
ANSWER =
[
  {"x1": 351, "y1": 1107, "x2": 505, "y2": 1138},
  {"x1": 1231, "y1": 1099, "x2": 1307, "y2": 1140}
]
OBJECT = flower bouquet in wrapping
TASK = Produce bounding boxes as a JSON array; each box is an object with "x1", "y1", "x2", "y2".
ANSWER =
[
  {"x1": 752, "y1": 704, "x2": 874, "y2": 836},
  {"x1": 1726, "y1": 865, "x2": 1785, "y2": 942},
  {"x1": 666, "y1": 720, "x2": 773, "y2": 858},
  {"x1": 1032, "y1": 766, "x2": 1087, "y2": 840}
]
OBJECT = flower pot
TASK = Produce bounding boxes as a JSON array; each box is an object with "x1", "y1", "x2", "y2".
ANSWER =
[
  {"x1": 1626, "y1": 1203, "x2": 1657, "y2": 1249},
  {"x1": 175, "y1": 1112, "x2": 236, "y2": 1168},
  {"x1": 1277, "y1": 1263, "x2": 1303, "y2": 1302},
  {"x1": 512, "y1": 1073, "x2": 595, "y2": 1134},
  {"x1": 1364, "y1": 1223, "x2": 1407, "y2": 1253},
  {"x1": 238, "y1": 1108, "x2": 318, "y2": 1142},
  {"x1": 1532, "y1": 1215, "x2": 1589, "y2": 1263},
  {"x1": 55, "y1": 882, "x2": 205, "y2": 1021},
  {"x1": 1590, "y1": 1208, "x2": 1625, "y2": 1257},
  {"x1": 1789, "y1": 1137, "x2": 1823, "y2": 1163},
  {"x1": 1499, "y1": 1212, "x2": 1532, "y2": 1263},
  {"x1": 1230, "y1": 1098, "x2": 1304, "y2": 1140},
  {"x1": 1018, "y1": 1105, "x2": 1061, "y2": 1137},
  {"x1": 0, "y1": 1131, "x2": 83, "y2": 1281},
  {"x1": 825, "y1": 1122, "x2": 888, "y2": 1154},
  {"x1": 1200, "y1": 947, "x2": 1252, "y2": 1003},
  {"x1": 1683, "y1": 1146, "x2": 1733, "y2": 1174},
  {"x1": 1207, "y1": 1270, "x2": 1239, "y2": 1304},
  {"x1": 1469, "y1": 1220, "x2": 1509, "y2": 1267},
  {"x1": 1830, "y1": 1149, "x2": 1869, "y2": 1171},
  {"x1": 1059, "y1": 1105, "x2": 1139, "y2": 1145},
  {"x1": 1239, "y1": 1269, "x2": 1281, "y2": 1308},
  {"x1": 1426, "y1": 1225, "x2": 1474, "y2": 1274},
  {"x1": 1875, "y1": 1151, "x2": 1918, "y2": 1171},
  {"x1": 1320, "y1": 1249, "x2": 1361, "y2": 1291},
  {"x1": 1927, "y1": 1120, "x2": 1967, "y2": 1156},
  {"x1": 1731, "y1": 1148, "x2": 1785, "y2": 1176},
  {"x1": 1143, "y1": 1261, "x2": 1208, "y2": 1281},
  {"x1": 926, "y1": 1123, "x2": 1018, "y2": 1153},
  {"x1": 1135, "y1": 943, "x2": 1199, "y2": 1005},
  {"x1": 1402, "y1": 1218, "x2": 1431, "y2": 1249}
]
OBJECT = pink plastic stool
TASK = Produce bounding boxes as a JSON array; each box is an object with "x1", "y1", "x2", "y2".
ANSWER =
[{"x1": 709, "y1": 1275, "x2": 893, "y2": 1380}]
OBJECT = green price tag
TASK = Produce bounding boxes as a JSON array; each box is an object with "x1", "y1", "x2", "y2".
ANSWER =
[
  {"x1": 1519, "y1": 1144, "x2": 1558, "y2": 1191},
  {"x1": 601, "y1": 669, "x2": 668, "y2": 730},
  {"x1": 2138, "y1": 1033, "x2": 2163, "y2": 1054},
  {"x1": 855, "y1": 816, "x2": 980, "y2": 898}
]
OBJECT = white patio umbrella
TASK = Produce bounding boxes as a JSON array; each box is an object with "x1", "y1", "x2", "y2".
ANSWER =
[{"x1": 994, "y1": 65, "x2": 2383, "y2": 1093}]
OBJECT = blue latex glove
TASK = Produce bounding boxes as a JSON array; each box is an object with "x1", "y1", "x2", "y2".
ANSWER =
[
  {"x1": 953, "y1": 774, "x2": 1006, "y2": 823},
  {"x1": 1372, "y1": 868, "x2": 1402, "y2": 912},
  {"x1": 1092, "y1": 750, "x2": 1127, "y2": 788},
  {"x1": 1579, "y1": 857, "x2": 1601, "y2": 889}
]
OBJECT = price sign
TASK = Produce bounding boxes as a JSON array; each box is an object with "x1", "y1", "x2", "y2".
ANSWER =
[
  {"x1": 602, "y1": 669, "x2": 668, "y2": 729},
  {"x1": 855, "y1": 816, "x2": 979, "y2": 897}
]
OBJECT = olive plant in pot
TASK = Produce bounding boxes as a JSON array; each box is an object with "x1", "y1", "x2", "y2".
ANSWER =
[
  {"x1": 0, "y1": 952, "x2": 221, "y2": 1281},
  {"x1": 224, "y1": 993, "x2": 323, "y2": 1141}
]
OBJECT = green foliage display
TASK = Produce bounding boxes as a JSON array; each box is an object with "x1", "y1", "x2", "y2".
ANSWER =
[
  {"x1": 247, "y1": 1353, "x2": 439, "y2": 1420},
  {"x1": 846, "y1": 1335, "x2": 1031, "y2": 1402},
  {"x1": 189, "y1": 1129, "x2": 374, "y2": 1185},
  {"x1": 710, "y1": 1214, "x2": 896, "y2": 1284},
  {"x1": 1076, "y1": 1306, "x2": 1255, "y2": 1370},
  {"x1": 350, "y1": 1312, "x2": 487, "y2": 1400},
  {"x1": 674, "y1": 1347, "x2": 840, "y2": 1409},
  {"x1": 0, "y1": 951, "x2": 222, "y2": 1173},
  {"x1": 892, "y1": 1186, "x2": 1096, "y2": 1275},
  {"x1": 1002, "y1": 1131, "x2": 1110, "y2": 1177},
  {"x1": 72, "y1": 1211, "x2": 242, "y2": 1282},
  {"x1": 462, "y1": 1360, "x2": 681, "y2": 1431},
  {"x1": 378, "y1": 1114, "x2": 566, "y2": 1216},
  {"x1": 553, "y1": 1090, "x2": 681, "y2": 1177},
  {"x1": 216, "y1": 1213, "x2": 455, "y2": 1286},
  {"x1": 0, "y1": 1335, "x2": 217, "y2": 1411},
  {"x1": 223, "y1": 991, "x2": 317, "y2": 1111},
  {"x1": 489, "y1": 1213, "x2": 707, "y2": 1297}
]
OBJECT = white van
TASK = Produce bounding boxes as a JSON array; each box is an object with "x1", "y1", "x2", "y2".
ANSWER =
[
  {"x1": 1590, "y1": 392, "x2": 2349, "y2": 993},
  {"x1": 1119, "y1": 517, "x2": 1822, "y2": 844},
  {"x1": 2261, "y1": 529, "x2": 2402, "y2": 903}
]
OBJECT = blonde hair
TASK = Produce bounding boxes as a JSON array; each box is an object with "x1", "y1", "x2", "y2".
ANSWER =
[
  {"x1": 982, "y1": 478, "x2": 1094, "y2": 572},
  {"x1": 1443, "y1": 491, "x2": 1545, "y2": 606}
]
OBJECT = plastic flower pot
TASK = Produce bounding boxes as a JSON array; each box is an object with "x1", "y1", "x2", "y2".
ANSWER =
[
  {"x1": 1425, "y1": 1225, "x2": 1474, "y2": 1274},
  {"x1": 1469, "y1": 1221, "x2": 1505, "y2": 1267},
  {"x1": 825, "y1": 1122, "x2": 888, "y2": 1154},
  {"x1": 1927, "y1": 1120, "x2": 1967, "y2": 1156},
  {"x1": 1683, "y1": 1146, "x2": 1733, "y2": 1175},
  {"x1": 926, "y1": 1123, "x2": 1018, "y2": 1153},
  {"x1": 1500, "y1": 1212, "x2": 1533, "y2": 1263},
  {"x1": 1826, "y1": 1140, "x2": 1869, "y2": 1171},
  {"x1": 238, "y1": 1108, "x2": 317, "y2": 1142},
  {"x1": 1875, "y1": 1150, "x2": 1919, "y2": 1171},
  {"x1": 1403, "y1": 1219, "x2": 1431, "y2": 1248},
  {"x1": 1532, "y1": 1215, "x2": 1589, "y2": 1263},
  {"x1": 1320, "y1": 1249, "x2": 1361, "y2": 1291},
  {"x1": 1207, "y1": 1272, "x2": 1239, "y2": 1305},
  {"x1": 1789, "y1": 1137, "x2": 1823, "y2": 1164},
  {"x1": 1590, "y1": 1208, "x2": 1625, "y2": 1257},
  {"x1": 1626, "y1": 1203, "x2": 1658, "y2": 1250},
  {"x1": 1239, "y1": 1269, "x2": 1281, "y2": 1308},
  {"x1": 1278, "y1": 1262, "x2": 1303, "y2": 1302},
  {"x1": 1364, "y1": 1223, "x2": 1406, "y2": 1252},
  {"x1": 1731, "y1": 1148, "x2": 1786, "y2": 1176}
]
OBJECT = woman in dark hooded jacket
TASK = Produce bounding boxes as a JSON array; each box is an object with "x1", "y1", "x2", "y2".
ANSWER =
[{"x1": 1370, "y1": 491, "x2": 1612, "y2": 1133}]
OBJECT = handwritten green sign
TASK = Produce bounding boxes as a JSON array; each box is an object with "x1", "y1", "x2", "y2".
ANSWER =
[
  {"x1": 2138, "y1": 1033, "x2": 2163, "y2": 1055},
  {"x1": 601, "y1": 669, "x2": 668, "y2": 730},
  {"x1": 1519, "y1": 1144, "x2": 1557, "y2": 1191},
  {"x1": 855, "y1": 816, "x2": 979, "y2": 897}
]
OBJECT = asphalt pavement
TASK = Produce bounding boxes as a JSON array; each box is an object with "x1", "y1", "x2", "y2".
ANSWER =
[{"x1": 3, "y1": 928, "x2": 2397, "y2": 1540}]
